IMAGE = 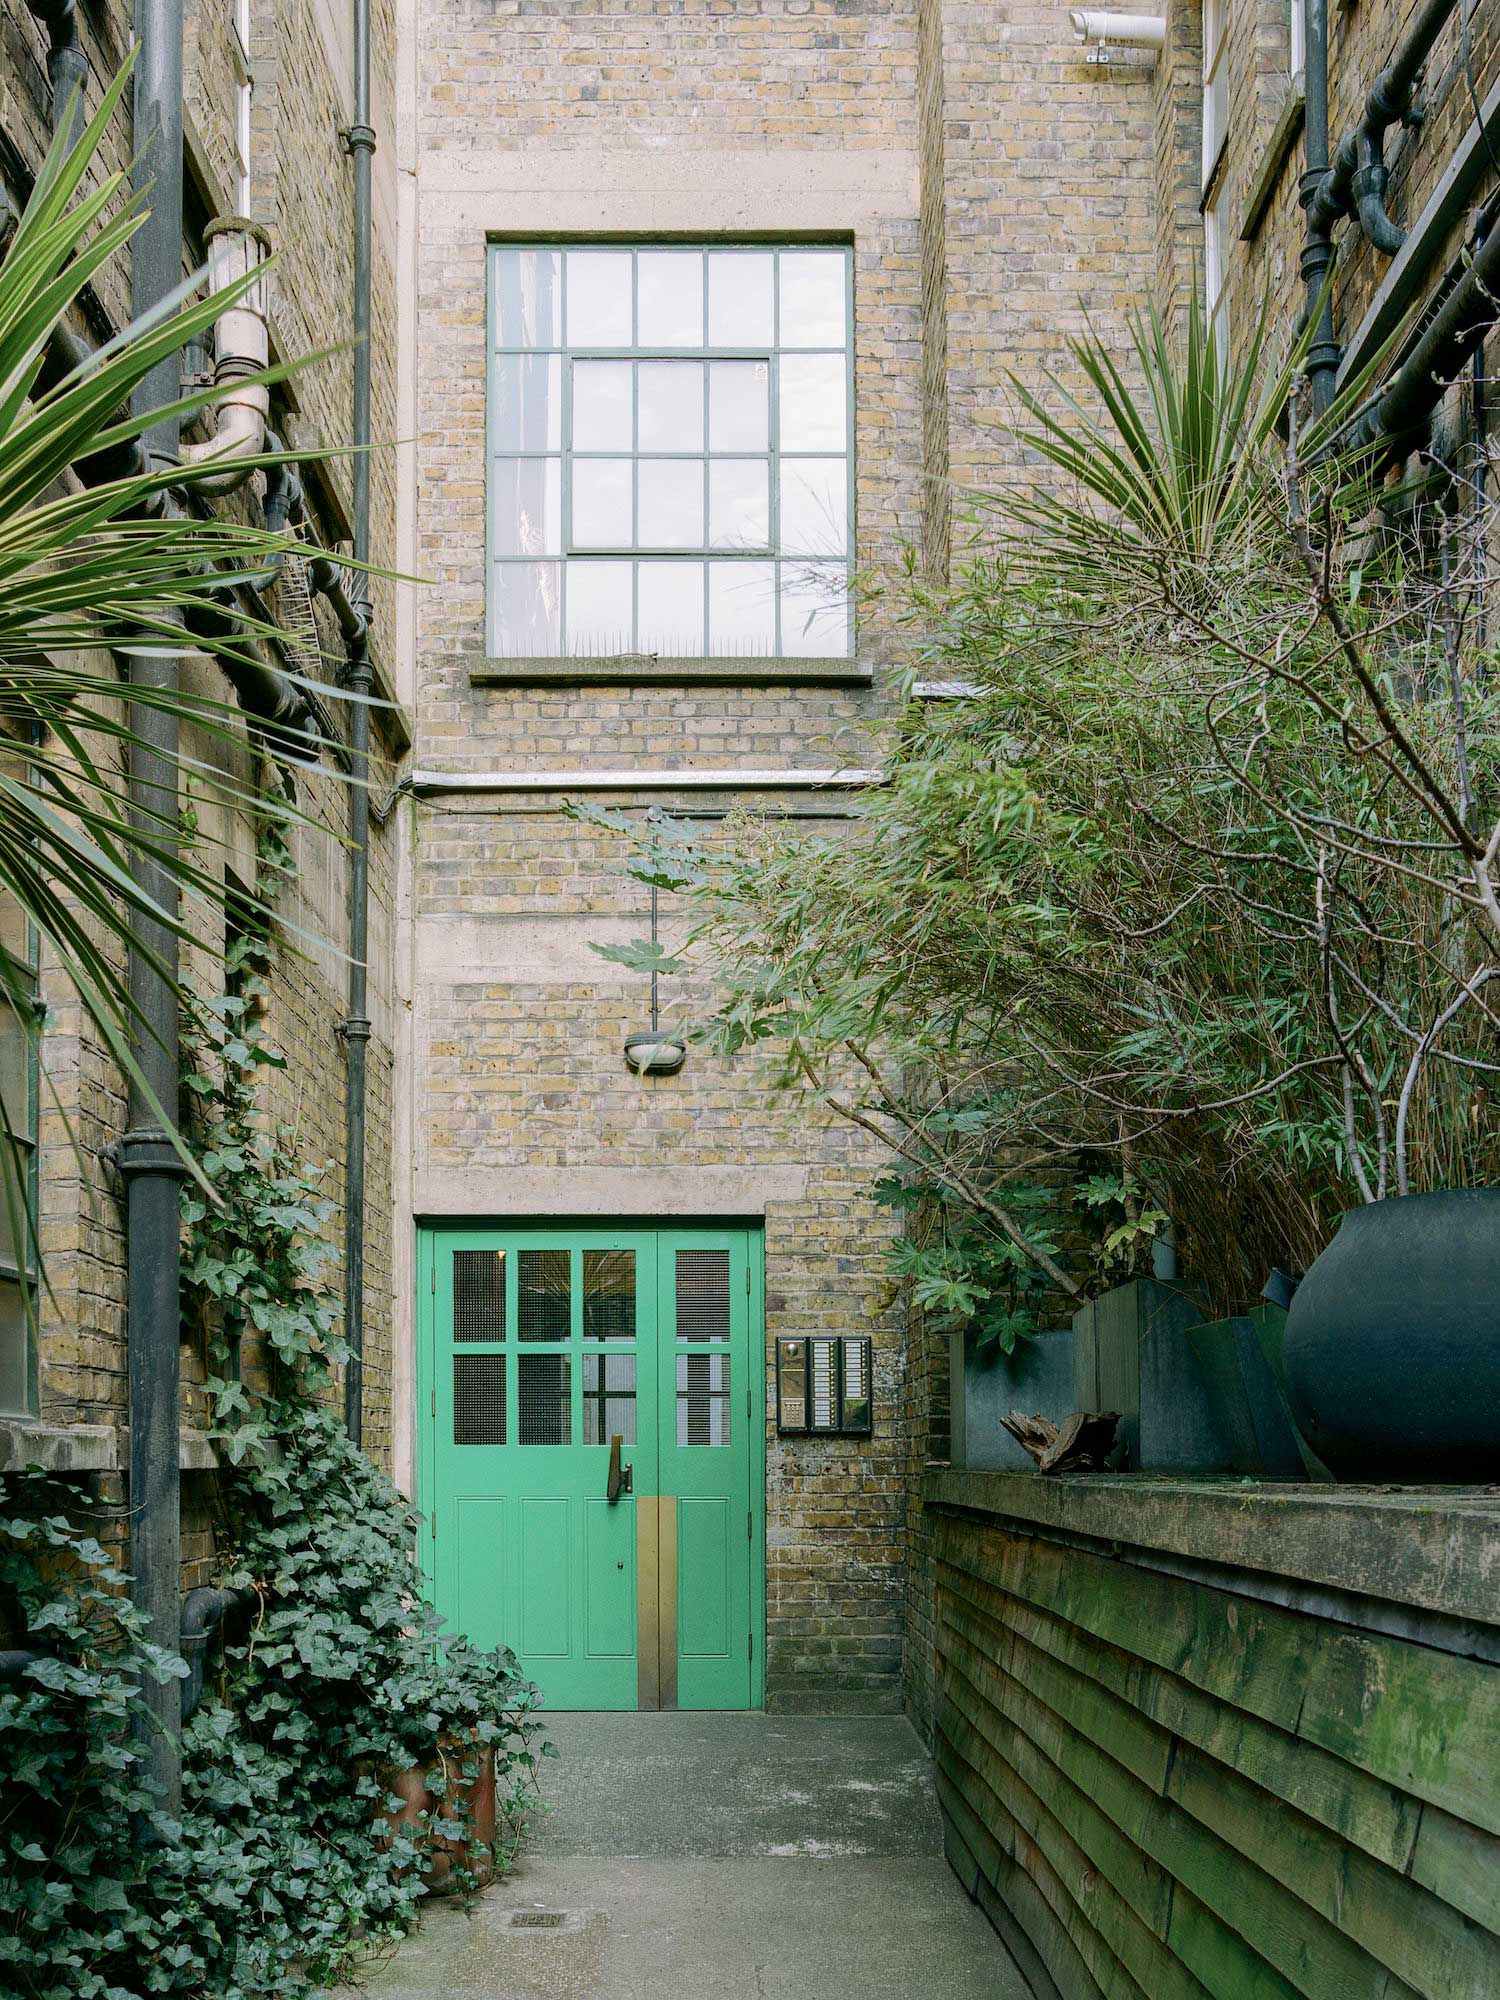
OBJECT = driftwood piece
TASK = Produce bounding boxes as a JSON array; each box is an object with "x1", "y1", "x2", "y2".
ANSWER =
[{"x1": 1001, "y1": 1408, "x2": 1121, "y2": 1475}]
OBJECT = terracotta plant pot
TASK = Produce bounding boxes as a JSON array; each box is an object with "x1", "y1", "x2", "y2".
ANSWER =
[{"x1": 383, "y1": 1735, "x2": 497, "y2": 1892}]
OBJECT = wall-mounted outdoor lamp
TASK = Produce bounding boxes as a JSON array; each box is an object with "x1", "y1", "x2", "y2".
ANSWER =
[
  {"x1": 624, "y1": 1029, "x2": 686, "y2": 1075},
  {"x1": 1067, "y1": 9, "x2": 1165, "y2": 60}
]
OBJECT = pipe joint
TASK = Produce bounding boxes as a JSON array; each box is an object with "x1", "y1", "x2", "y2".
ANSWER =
[
  {"x1": 341, "y1": 121, "x2": 378, "y2": 155},
  {"x1": 180, "y1": 220, "x2": 272, "y2": 496},
  {"x1": 1351, "y1": 154, "x2": 1405, "y2": 255}
]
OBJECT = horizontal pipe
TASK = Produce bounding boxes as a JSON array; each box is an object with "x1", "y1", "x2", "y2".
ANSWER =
[
  {"x1": 406, "y1": 765, "x2": 888, "y2": 795},
  {"x1": 1347, "y1": 221, "x2": 1500, "y2": 459},
  {"x1": 0, "y1": 1647, "x2": 50, "y2": 1681},
  {"x1": 1068, "y1": 9, "x2": 1164, "y2": 47}
]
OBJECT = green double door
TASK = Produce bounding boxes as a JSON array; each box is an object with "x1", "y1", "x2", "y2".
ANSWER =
[{"x1": 419, "y1": 1224, "x2": 764, "y2": 1710}]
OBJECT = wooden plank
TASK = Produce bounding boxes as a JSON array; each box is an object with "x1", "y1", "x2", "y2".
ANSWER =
[
  {"x1": 942, "y1": 1637, "x2": 1399, "y2": 2000},
  {"x1": 941, "y1": 1595, "x2": 1497, "y2": 1997},
  {"x1": 939, "y1": 1560, "x2": 1421, "y2": 1874},
  {"x1": 936, "y1": 1728, "x2": 1171, "y2": 2000},
  {"x1": 939, "y1": 1675, "x2": 1272, "y2": 2000},
  {"x1": 1409, "y1": 1805, "x2": 1500, "y2": 1940},
  {"x1": 936, "y1": 1756, "x2": 1108, "y2": 2000},
  {"x1": 937, "y1": 1518, "x2": 1500, "y2": 1839}
]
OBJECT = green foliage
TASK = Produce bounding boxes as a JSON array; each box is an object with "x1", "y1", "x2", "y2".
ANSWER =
[
  {"x1": 579, "y1": 291, "x2": 1500, "y2": 1325},
  {"x1": 0, "y1": 833, "x2": 546, "y2": 1998}
]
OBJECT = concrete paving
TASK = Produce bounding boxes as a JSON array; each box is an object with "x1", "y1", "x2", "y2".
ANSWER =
[{"x1": 339, "y1": 1712, "x2": 1031, "y2": 2000}]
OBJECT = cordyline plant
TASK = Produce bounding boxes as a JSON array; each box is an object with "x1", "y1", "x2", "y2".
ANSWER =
[
  {"x1": 580, "y1": 293, "x2": 1500, "y2": 1338},
  {"x1": 0, "y1": 56, "x2": 361, "y2": 1230}
]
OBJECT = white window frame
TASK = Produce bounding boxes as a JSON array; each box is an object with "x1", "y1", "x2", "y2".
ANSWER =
[
  {"x1": 1289, "y1": 0, "x2": 1307, "y2": 83},
  {"x1": 231, "y1": 0, "x2": 252, "y2": 214},
  {"x1": 1202, "y1": 0, "x2": 1230, "y2": 350}
]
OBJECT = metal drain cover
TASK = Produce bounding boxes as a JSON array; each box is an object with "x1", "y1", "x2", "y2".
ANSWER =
[{"x1": 502, "y1": 1909, "x2": 581, "y2": 1933}]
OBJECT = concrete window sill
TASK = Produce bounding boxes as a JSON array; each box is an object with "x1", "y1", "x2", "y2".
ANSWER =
[
  {"x1": 466, "y1": 655, "x2": 875, "y2": 689},
  {"x1": 1240, "y1": 83, "x2": 1306, "y2": 242},
  {"x1": 0, "y1": 1423, "x2": 222, "y2": 1474}
]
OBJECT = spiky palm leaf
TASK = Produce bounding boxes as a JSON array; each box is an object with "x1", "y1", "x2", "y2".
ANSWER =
[{"x1": 0, "y1": 57, "x2": 358, "y2": 1219}]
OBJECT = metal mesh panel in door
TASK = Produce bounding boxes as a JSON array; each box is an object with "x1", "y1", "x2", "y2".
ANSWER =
[
  {"x1": 675, "y1": 1249, "x2": 730, "y2": 1341},
  {"x1": 518, "y1": 1248, "x2": 570, "y2": 1341},
  {"x1": 453, "y1": 1353, "x2": 506, "y2": 1444},
  {"x1": 677, "y1": 1353, "x2": 730, "y2": 1446},
  {"x1": 583, "y1": 1353, "x2": 637, "y2": 1444},
  {"x1": 583, "y1": 1249, "x2": 635, "y2": 1339},
  {"x1": 453, "y1": 1249, "x2": 506, "y2": 1341},
  {"x1": 519, "y1": 1353, "x2": 572, "y2": 1444}
]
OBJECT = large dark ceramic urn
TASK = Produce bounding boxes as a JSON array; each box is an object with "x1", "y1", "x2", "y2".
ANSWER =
[{"x1": 1283, "y1": 1189, "x2": 1500, "y2": 1481}]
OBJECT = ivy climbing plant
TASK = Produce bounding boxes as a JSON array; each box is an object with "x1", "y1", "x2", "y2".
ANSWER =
[{"x1": 0, "y1": 813, "x2": 548, "y2": 2000}]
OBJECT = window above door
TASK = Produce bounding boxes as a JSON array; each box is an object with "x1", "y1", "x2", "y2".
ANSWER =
[{"x1": 487, "y1": 243, "x2": 854, "y2": 660}]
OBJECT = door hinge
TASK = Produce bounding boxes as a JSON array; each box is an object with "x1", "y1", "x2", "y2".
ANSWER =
[
  {"x1": 430, "y1": 1265, "x2": 436, "y2": 1294},
  {"x1": 748, "y1": 1631, "x2": 754, "y2": 1662},
  {"x1": 431, "y1": 1389, "x2": 437, "y2": 1418},
  {"x1": 745, "y1": 1266, "x2": 751, "y2": 1295},
  {"x1": 430, "y1": 1513, "x2": 436, "y2": 1539},
  {"x1": 747, "y1": 1507, "x2": 752, "y2": 1544}
]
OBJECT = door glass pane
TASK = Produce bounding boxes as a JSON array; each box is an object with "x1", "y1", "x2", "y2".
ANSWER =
[
  {"x1": 638, "y1": 251, "x2": 704, "y2": 346},
  {"x1": 637, "y1": 561, "x2": 705, "y2": 655},
  {"x1": 778, "y1": 251, "x2": 846, "y2": 347},
  {"x1": 0, "y1": 1139, "x2": 31, "y2": 1270},
  {"x1": 491, "y1": 458, "x2": 561, "y2": 555},
  {"x1": 779, "y1": 560, "x2": 849, "y2": 656},
  {"x1": 573, "y1": 361, "x2": 634, "y2": 452},
  {"x1": 583, "y1": 1249, "x2": 635, "y2": 1338},
  {"x1": 676, "y1": 1249, "x2": 731, "y2": 1341},
  {"x1": 566, "y1": 250, "x2": 632, "y2": 345},
  {"x1": 707, "y1": 561, "x2": 776, "y2": 655},
  {"x1": 493, "y1": 248, "x2": 561, "y2": 349},
  {"x1": 709, "y1": 361, "x2": 769, "y2": 452},
  {"x1": 0, "y1": 889, "x2": 26, "y2": 969},
  {"x1": 453, "y1": 1249, "x2": 507, "y2": 1342},
  {"x1": 677, "y1": 1352, "x2": 731, "y2": 1446},
  {"x1": 0, "y1": 1278, "x2": 28, "y2": 1416},
  {"x1": 572, "y1": 459, "x2": 633, "y2": 548},
  {"x1": 708, "y1": 251, "x2": 773, "y2": 345},
  {"x1": 638, "y1": 362, "x2": 704, "y2": 452},
  {"x1": 778, "y1": 354, "x2": 846, "y2": 452},
  {"x1": 453, "y1": 1352, "x2": 506, "y2": 1445},
  {"x1": 519, "y1": 1352, "x2": 572, "y2": 1444},
  {"x1": 518, "y1": 1248, "x2": 571, "y2": 1341},
  {"x1": 638, "y1": 460, "x2": 705, "y2": 548},
  {"x1": 709, "y1": 460, "x2": 769, "y2": 551},
  {"x1": 492, "y1": 355, "x2": 562, "y2": 451},
  {"x1": 566, "y1": 560, "x2": 634, "y2": 654},
  {"x1": 583, "y1": 1352, "x2": 637, "y2": 1444},
  {"x1": 779, "y1": 460, "x2": 847, "y2": 557}
]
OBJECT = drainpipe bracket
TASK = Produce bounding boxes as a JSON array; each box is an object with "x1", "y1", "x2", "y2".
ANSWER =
[
  {"x1": 338, "y1": 1015, "x2": 373, "y2": 1045},
  {"x1": 340, "y1": 123, "x2": 377, "y2": 157}
]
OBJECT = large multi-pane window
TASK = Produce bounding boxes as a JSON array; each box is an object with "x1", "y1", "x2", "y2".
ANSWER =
[
  {"x1": 0, "y1": 749, "x2": 37, "y2": 1417},
  {"x1": 487, "y1": 243, "x2": 854, "y2": 659}
]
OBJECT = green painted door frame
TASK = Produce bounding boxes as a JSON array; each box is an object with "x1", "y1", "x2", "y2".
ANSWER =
[{"x1": 416, "y1": 1221, "x2": 766, "y2": 1711}]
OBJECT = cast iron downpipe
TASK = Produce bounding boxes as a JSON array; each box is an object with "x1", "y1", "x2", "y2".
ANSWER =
[
  {"x1": 178, "y1": 1584, "x2": 256, "y2": 1721},
  {"x1": 341, "y1": 0, "x2": 375, "y2": 1445},
  {"x1": 1309, "y1": 0, "x2": 1457, "y2": 255},
  {"x1": 122, "y1": 0, "x2": 188, "y2": 1817},
  {"x1": 1300, "y1": 0, "x2": 1341, "y2": 414},
  {"x1": 25, "y1": 0, "x2": 88, "y2": 148}
]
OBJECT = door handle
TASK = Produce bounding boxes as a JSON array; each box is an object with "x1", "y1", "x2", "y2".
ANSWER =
[{"x1": 607, "y1": 1434, "x2": 633, "y2": 1504}]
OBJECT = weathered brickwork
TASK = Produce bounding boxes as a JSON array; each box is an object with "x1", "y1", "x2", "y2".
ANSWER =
[{"x1": 0, "y1": 1, "x2": 401, "y2": 1581}]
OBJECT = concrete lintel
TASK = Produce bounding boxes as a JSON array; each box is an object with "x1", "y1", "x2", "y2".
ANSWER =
[
  {"x1": 421, "y1": 144, "x2": 918, "y2": 214},
  {"x1": 408, "y1": 766, "x2": 884, "y2": 795},
  {"x1": 414, "y1": 1164, "x2": 811, "y2": 1218},
  {"x1": 468, "y1": 655, "x2": 875, "y2": 689},
  {"x1": 924, "y1": 1468, "x2": 1500, "y2": 1629},
  {"x1": 179, "y1": 1430, "x2": 221, "y2": 1471},
  {"x1": 0, "y1": 1421, "x2": 118, "y2": 1474}
]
